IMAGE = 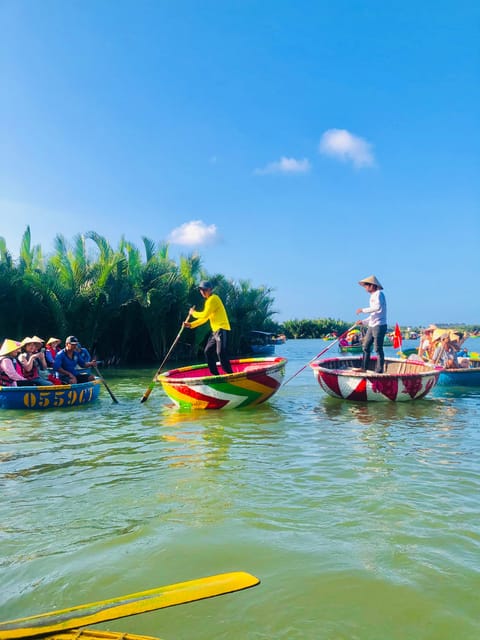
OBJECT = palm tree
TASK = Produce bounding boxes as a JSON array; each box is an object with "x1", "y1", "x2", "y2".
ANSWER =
[{"x1": 17, "y1": 225, "x2": 43, "y2": 273}]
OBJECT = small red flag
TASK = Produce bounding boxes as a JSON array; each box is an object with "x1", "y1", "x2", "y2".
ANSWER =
[{"x1": 393, "y1": 323, "x2": 402, "y2": 349}]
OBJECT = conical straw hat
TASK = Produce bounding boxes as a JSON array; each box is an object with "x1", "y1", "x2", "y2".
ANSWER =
[
  {"x1": 21, "y1": 335, "x2": 45, "y2": 347},
  {"x1": 358, "y1": 274, "x2": 383, "y2": 290},
  {"x1": 0, "y1": 338, "x2": 21, "y2": 357},
  {"x1": 432, "y1": 329, "x2": 448, "y2": 342}
]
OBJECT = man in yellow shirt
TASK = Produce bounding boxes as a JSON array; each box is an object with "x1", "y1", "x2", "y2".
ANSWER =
[{"x1": 184, "y1": 281, "x2": 233, "y2": 376}]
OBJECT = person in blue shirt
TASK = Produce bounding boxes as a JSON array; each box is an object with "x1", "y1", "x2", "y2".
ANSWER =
[
  {"x1": 356, "y1": 275, "x2": 387, "y2": 373},
  {"x1": 76, "y1": 343, "x2": 91, "y2": 361},
  {"x1": 53, "y1": 336, "x2": 96, "y2": 384}
]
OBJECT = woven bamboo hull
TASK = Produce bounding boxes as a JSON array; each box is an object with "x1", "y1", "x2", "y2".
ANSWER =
[
  {"x1": 158, "y1": 357, "x2": 287, "y2": 409},
  {"x1": 0, "y1": 380, "x2": 101, "y2": 410},
  {"x1": 311, "y1": 356, "x2": 440, "y2": 401}
]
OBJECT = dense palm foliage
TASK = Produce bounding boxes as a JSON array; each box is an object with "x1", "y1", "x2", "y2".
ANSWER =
[
  {"x1": 0, "y1": 227, "x2": 282, "y2": 365},
  {"x1": 282, "y1": 318, "x2": 351, "y2": 339},
  {"x1": 5, "y1": 228, "x2": 474, "y2": 364}
]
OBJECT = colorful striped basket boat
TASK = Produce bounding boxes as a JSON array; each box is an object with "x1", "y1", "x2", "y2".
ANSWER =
[{"x1": 158, "y1": 357, "x2": 287, "y2": 409}]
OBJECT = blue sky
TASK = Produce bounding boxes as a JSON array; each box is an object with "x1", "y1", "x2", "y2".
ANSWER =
[{"x1": 1, "y1": 1, "x2": 479, "y2": 325}]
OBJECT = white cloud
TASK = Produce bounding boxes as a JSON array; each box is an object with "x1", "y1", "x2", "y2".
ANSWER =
[
  {"x1": 168, "y1": 220, "x2": 219, "y2": 246},
  {"x1": 254, "y1": 156, "x2": 311, "y2": 175},
  {"x1": 319, "y1": 129, "x2": 375, "y2": 168}
]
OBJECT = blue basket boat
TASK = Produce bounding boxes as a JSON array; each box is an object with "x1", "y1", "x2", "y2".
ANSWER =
[{"x1": 0, "y1": 379, "x2": 101, "y2": 410}]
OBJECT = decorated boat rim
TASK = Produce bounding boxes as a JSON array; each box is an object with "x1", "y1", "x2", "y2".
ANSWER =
[
  {"x1": 311, "y1": 356, "x2": 441, "y2": 377},
  {"x1": 0, "y1": 378, "x2": 102, "y2": 392},
  {"x1": 158, "y1": 356, "x2": 287, "y2": 385}
]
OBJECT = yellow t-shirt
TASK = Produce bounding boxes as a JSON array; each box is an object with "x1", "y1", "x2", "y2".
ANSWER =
[{"x1": 189, "y1": 294, "x2": 231, "y2": 331}]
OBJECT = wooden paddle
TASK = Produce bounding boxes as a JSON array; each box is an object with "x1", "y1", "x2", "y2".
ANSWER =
[
  {"x1": 140, "y1": 310, "x2": 192, "y2": 403},
  {"x1": 0, "y1": 571, "x2": 260, "y2": 640},
  {"x1": 93, "y1": 365, "x2": 119, "y2": 404},
  {"x1": 282, "y1": 323, "x2": 358, "y2": 386}
]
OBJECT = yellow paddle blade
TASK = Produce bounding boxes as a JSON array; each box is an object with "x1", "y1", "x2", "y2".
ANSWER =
[
  {"x1": 0, "y1": 572, "x2": 260, "y2": 640},
  {"x1": 43, "y1": 631, "x2": 160, "y2": 640}
]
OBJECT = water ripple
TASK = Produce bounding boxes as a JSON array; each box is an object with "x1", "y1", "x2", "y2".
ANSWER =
[{"x1": 1, "y1": 344, "x2": 479, "y2": 638}]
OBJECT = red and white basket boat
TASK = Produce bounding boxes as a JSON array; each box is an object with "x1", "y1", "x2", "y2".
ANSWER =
[{"x1": 310, "y1": 356, "x2": 441, "y2": 402}]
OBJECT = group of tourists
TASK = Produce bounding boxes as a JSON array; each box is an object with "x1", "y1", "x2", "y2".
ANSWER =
[
  {"x1": 417, "y1": 325, "x2": 469, "y2": 369},
  {"x1": 0, "y1": 335, "x2": 96, "y2": 387}
]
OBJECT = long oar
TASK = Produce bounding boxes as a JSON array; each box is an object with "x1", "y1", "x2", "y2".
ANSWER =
[
  {"x1": 282, "y1": 323, "x2": 358, "y2": 386},
  {"x1": 140, "y1": 311, "x2": 192, "y2": 403},
  {"x1": 93, "y1": 365, "x2": 119, "y2": 404},
  {"x1": 0, "y1": 571, "x2": 260, "y2": 640}
]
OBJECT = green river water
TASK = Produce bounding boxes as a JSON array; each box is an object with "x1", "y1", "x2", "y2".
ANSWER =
[{"x1": 1, "y1": 339, "x2": 479, "y2": 639}]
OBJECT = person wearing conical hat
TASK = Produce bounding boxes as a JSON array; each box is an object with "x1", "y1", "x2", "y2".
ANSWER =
[
  {"x1": 418, "y1": 324, "x2": 438, "y2": 360},
  {"x1": 18, "y1": 336, "x2": 53, "y2": 386},
  {"x1": 432, "y1": 333, "x2": 459, "y2": 369},
  {"x1": 0, "y1": 339, "x2": 29, "y2": 386},
  {"x1": 356, "y1": 275, "x2": 388, "y2": 373},
  {"x1": 45, "y1": 337, "x2": 62, "y2": 366}
]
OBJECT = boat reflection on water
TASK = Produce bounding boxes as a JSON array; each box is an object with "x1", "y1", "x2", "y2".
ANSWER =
[{"x1": 321, "y1": 394, "x2": 459, "y2": 430}]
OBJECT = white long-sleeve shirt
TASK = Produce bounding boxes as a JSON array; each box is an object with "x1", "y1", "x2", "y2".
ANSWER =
[{"x1": 361, "y1": 290, "x2": 387, "y2": 327}]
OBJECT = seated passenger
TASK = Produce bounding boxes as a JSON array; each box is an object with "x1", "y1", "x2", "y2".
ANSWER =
[
  {"x1": 0, "y1": 339, "x2": 30, "y2": 386},
  {"x1": 418, "y1": 324, "x2": 437, "y2": 360},
  {"x1": 18, "y1": 336, "x2": 54, "y2": 386},
  {"x1": 53, "y1": 336, "x2": 96, "y2": 384},
  {"x1": 75, "y1": 342, "x2": 92, "y2": 365},
  {"x1": 433, "y1": 334, "x2": 459, "y2": 369},
  {"x1": 45, "y1": 337, "x2": 62, "y2": 367},
  {"x1": 450, "y1": 331, "x2": 468, "y2": 353}
]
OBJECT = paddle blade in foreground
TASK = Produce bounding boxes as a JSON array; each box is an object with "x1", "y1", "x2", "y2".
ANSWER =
[
  {"x1": 0, "y1": 572, "x2": 260, "y2": 640},
  {"x1": 39, "y1": 631, "x2": 160, "y2": 640}
]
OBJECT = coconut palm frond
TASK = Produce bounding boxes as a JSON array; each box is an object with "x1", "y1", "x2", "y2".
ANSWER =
[
  {"x1": 85, "y1": 230, "x2": 114, "y2": 263},
  {"x1": 0, "y1": 236, "x2": 13, "y2": 265},
  {"x1": 142, "y1": 236, "x2": 157, "y2": 263}
]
